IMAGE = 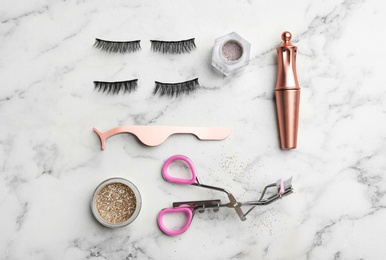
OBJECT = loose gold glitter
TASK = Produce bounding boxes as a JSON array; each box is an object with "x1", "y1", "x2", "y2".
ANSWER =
[{"x1": 96, "y1": 182, "x2": 137, "y2": 224}]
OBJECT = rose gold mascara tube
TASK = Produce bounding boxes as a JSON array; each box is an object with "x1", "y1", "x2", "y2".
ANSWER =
[{"x1": 275, "y1": 31, "x2": 300, "y2": 150}]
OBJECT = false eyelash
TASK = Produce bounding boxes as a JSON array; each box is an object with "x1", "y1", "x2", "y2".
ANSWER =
[
  {"x1": 94, "y1": 38, "x2": 141, "y2": 53},
  {"x1": 153, "y1": 78, "x2": 199, "y2": 97},
  {"x1": 150, "y1": 38, "x2": 196, "y2": 54},
  {"x1": 94, "y1": 79, "x2": 138, "y2": 95}
]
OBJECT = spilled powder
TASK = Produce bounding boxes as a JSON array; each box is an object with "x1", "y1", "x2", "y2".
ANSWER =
[
  {"x1": 221, "y1": 41, "x2": 243, "y2": 61},
  {"x1": 96, "y1": 182, "x2": 136, "y2": 224}
]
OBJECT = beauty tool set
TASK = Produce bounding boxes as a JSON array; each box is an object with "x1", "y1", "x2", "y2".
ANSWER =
[{"x1": 90, "y1": 32, "x2": 300, "y2": 236}]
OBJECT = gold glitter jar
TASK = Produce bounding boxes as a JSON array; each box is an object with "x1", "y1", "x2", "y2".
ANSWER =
[{"x1": 91, "y1": 177, "x2": 142, "y2": 228}]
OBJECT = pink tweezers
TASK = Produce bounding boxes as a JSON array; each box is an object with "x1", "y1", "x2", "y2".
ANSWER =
[{"x1": 93, "y1": 126, "x2": 232, "y2": 149}]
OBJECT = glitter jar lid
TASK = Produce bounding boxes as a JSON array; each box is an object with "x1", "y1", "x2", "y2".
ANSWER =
[{"x1": 91, "y1": 177, "x2": 142, "y2": 228}]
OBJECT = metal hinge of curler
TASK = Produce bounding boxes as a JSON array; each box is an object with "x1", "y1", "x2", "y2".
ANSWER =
[{"x1": 173, "y1": 199, "x2": 222, "y2": 213}]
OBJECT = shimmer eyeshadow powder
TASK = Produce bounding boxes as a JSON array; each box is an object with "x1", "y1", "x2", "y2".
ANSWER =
[
  {"x1": 211, "y1": 32, "x2": 251, "y2": 76},
  {"x1": 91, "y1": 178, "x2": 141, "y2": 228},
  {"x1": 96, "y1": 182, "x2": 136, "y2": 224},
  {"x1": 221, "y1": 41, "x2": 243, "y2": 61}
]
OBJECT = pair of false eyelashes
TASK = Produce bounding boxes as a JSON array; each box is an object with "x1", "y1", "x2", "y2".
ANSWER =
[
  {"x1": 94, "y1": 38, "x2": 197, "y2": 97},
  {"x1": 94, "y1": 78, "x2": 199, "y2": 98},
  {"x1": 94, "y1": 38, "x2": 196, "y2": 54}
]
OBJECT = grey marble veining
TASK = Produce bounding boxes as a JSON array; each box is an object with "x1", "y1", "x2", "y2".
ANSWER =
[{"x1": 1, "y1": 0, "x2": 386, "y2": 259}]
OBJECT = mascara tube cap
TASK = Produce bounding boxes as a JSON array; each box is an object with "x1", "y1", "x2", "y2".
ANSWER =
[{"x1": 275, "y1": 32, "x2": 301, "y2": 150}]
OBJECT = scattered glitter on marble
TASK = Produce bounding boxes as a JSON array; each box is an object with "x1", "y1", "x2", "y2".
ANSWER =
[
  {"x1": 96, "y1": 182, "x2": 137, "y2": 224},
  {"x1": 221, "y1": 41, "x2": 243, "y2": 61}
]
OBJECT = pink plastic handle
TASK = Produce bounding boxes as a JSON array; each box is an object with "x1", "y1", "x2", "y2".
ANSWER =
[
  {"x1": 279, "y1": 179, "x2": 285, "y2": 195},
  {"x1": 162, "y1": 155, "x2": 197, "y2": 185},
  {"x1": 157, "y1": 207, "x2": 193, "y2": 236}
]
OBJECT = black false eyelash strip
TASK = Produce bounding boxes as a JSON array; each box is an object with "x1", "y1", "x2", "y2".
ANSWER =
[
  {"x1": 94, "y1": 38, "x2": 141, "y2": 53},
  {"x1": 150, "y1": 38, "x2": 196, "y2": 54},
  {"x1": 94, "y1": 79, "x2": 138, "y2": 95},
  {"x1": 153, "y1": 78, "x2": 199, "y2": 97}
]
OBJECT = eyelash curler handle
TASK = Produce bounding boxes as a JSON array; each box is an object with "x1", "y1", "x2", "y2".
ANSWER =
[
  {"x1": 93, "y1": 126, "x2": 232, "y2": 149},
  {"x1": 161, "y1": 155, "x2": 197, "y2": 184},
  {"x1": 157, "y1": 207, "x2": 194, "y2": 236}
]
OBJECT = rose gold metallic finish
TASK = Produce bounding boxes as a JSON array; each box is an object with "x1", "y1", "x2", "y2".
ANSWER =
[
  {"x1": 275, "y1": 31, "x2": 300, "y2": 150},
  {"x1": 93, "y1": 126, "x2": 232, "y2": 149}
]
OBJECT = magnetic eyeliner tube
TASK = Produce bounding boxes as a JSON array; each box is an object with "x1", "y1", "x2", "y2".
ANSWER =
[{"x1": 275, "y1": 31, "x2": 301, "y2": 150}]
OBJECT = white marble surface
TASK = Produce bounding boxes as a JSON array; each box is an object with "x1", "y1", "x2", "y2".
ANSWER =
[{"x1": 1, "y1": 0, "x2": 386, "y2": 259}]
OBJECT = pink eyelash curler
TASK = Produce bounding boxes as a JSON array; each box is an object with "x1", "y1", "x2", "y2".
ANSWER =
[
  {"x1": 157, "y1": 155, "x2": 294, "y2": 236},
  {"x1": 93, "y1": 126, "x2": 232, "y2": 149}
]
